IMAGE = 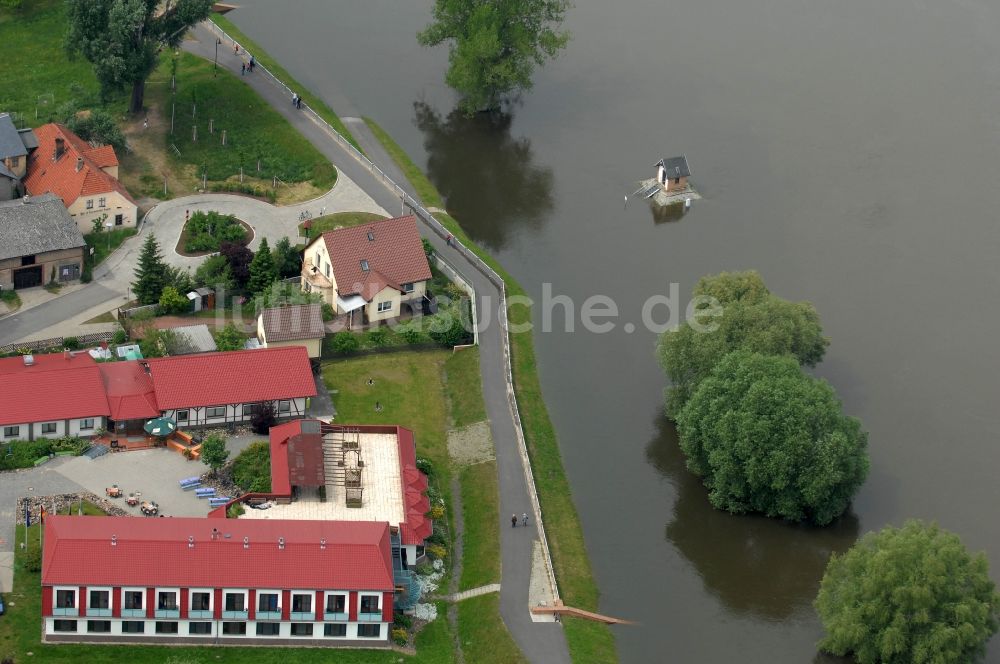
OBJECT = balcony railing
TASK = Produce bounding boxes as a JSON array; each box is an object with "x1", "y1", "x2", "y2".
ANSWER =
[
  {"x1": 154, "y1": 608, "x2": 180, "y2": 619},
  {"x1": 358, "y1": 610, "x2": 382, "y2": 622},
  {"x1": 121, "y1": 608, "x2": 145, "y2": 618},
  {"x1": 256, "y1": 610, "x2": 281, "y2": 620},
  {"x1": 324, "y1": 611, "x2": 349, "y2": 621},
  {"x1": 88, "y1": 607, "x2": 112, "y2": 617},
  {"x1": 188, "y1": 609, "x2": 212, "y2": 619},
  {"x1": 289, "y1": 610, "x2": 314, "y2": 621},
  {"x1": 52, "y1": 607, "x2": 78, "y2": 617},
  {"x1": 222, "y1": 610, "x2": 248, "y2": 620}
]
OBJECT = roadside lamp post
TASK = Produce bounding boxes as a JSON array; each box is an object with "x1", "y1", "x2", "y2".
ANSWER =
[
  {"x1": 214, "y1": 38, "x2": 221, "y2": 75},
  {"x1": 105, "y1": 221, "x2": 114, "y2": 251}
]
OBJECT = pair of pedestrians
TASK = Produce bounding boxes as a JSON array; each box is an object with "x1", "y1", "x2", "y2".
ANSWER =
[
  {"x1": 510, "y1": 512, "x2": 529, "y2": 528},
  {"x1": 291, "y1": 93, "x2": 303, "y2": 109}
]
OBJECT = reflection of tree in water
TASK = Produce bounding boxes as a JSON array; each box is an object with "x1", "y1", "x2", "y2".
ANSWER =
[
  {"x1": 646, "y1": 415, "x2": 860, "y2": 621},
  {"x1": 413, "y1": 101, "x2": 554, "y2": 250}
]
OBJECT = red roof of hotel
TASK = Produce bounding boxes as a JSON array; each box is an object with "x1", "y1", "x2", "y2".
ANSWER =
[
  {"x1": 268, "y1": 420, "x2": 325, "y2": 495},
  {"x1": 43, "y1": 515, "x2": 393, "y2": 591},
  {"x1": 316, "y1": 215, "x2": 432, "y2": 303},
  {"x1": 24, "y1": 124, "x2": 136, "y2": 207},
  {"x1": 98, "y1": 362, "x2": 160, "y2": 420},
  {"x1": 0, "y1": 353, "x2": 109, "y2": 426},
  {"x1": 145, "y1": 346, "x2": 316, "y2": 409}
]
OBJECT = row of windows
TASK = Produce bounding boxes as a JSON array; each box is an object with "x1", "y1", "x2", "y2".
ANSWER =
[
  {"x1": 84, "y1": 198, "x2": 109, "y2": 209},
  {"x1": 3, "y1": 418, "x2": 96, "y2": 438},
  {"x1": 174, "y1": 401, "x2": 293, "y2": 423},
  {"x1": 57, "y1": 589, "x2": 367, "y2": 614},
  {"x1": 52, "y1": 620, "x2": 378, "y2": 638}
]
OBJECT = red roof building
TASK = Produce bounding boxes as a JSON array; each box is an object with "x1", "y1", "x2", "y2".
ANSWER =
[
  {"x1": 41, "y1": 515, "x2": 395, "y2": 645},
  {"x1": 302, "y1": 215, "x2": 432, "y2": 325},
  {"x1": 0, "y1": 348, "x2": 317, "y2": 441},
  {"x1": 24, "y1": 124, "x2": 138, "y2": 234}
]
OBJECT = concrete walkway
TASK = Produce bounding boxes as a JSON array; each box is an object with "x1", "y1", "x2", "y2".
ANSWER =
[
  {"x1": 436, "y1": 583, "x2": 502, "y2": 603},
  {"x1": 183, "y1": 23, "x2": 570, "y2": 663}
]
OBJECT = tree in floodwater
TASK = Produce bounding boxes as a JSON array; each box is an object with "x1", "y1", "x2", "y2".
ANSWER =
[
  {"x1": 65, "y1": 0, "x2": 213, "y2": 114},
  {"x1": 816, "y1": 520, "x2": 1000, "y2": 663},
  {"x1": 418, "y1": 0, "x2": 571, "y2": 112}
]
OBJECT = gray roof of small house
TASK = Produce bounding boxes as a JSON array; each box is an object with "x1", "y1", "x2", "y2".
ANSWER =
[
  {"x1": 656, "y1": 155, "x2": 691, "y2": 178},
  {"x1": 0, "y1": 114, "x2": 27, "y2": 160},
  {"x1": 0, "y1": 161, "x2": 17, "y2": 181},
  {"x1": 168, "y1": 324, "x2": 218, "y2": 354},
  {"x1": 18, "y1": 128, "x2": 38, "y2": 151},
  {"x1": 0, "y1": 193, "x2": 86, "y2": 261}
]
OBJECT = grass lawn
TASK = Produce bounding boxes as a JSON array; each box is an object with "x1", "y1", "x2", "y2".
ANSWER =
[
  {"x1": 456, "y1": 594, "x2": 528, "y2": 664},
  {"x1": 458, "y1": 461, "x2": 500, "y2": 590},
  {"x1": 365, "y1": 128, "x2": 618, "y2": 663},
  {"x1": 1, "y1": 289, "x2": 22, "y2": 312},
  {"x1": 444, "y1": 350, "x2": 487, "y2": 428},
  {"x1": 0, "y1": 0, "x2": 123, "y2": 128},
  {"x1": 299, "y1": 211, "x2": 388, "y2": 238},
  {"x1": 210, "y1": 13, "x2": 361, "y2": 152},
  {"x1": 176, "y1": 214, "x2": 252, "y2": 256},
  {"x1": 53, "y1": 500, "x2": 107, "y2": 516},
  {"x1": 0, "y1": 524, "x2": 457, "y2": 664},
  {"x1": 364, "y1": 118, "x2": 445, "y2": 210},
  {"x1": 84, "y1": 228, "x2": 137, "y2": 269}
]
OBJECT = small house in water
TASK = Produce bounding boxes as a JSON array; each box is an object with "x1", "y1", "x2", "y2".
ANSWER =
[{"x1": 655, "y1": 156, "x2": 691, "y2": 193}]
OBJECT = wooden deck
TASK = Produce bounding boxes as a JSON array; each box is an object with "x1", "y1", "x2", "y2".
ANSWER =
[{"x1": 530, "y1": 600, "x2": 633, "y2": 625}]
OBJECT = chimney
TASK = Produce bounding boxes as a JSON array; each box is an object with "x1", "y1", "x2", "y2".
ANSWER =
[
  {"x1": 320, "y1": 538, "x2": 326, "y2": 550},
  {"x1": 211, "y1": 527, "x2": 219, "y2": 541},
  {"x1": 23, "y1": 354, "x2": 34, "y2": 366},
  {"x1": 243, "y1": 536, "x2": 249, "y2": 549},
  {"x1": 64, "y1": 349, "x2": 70, "y2": 360},
  {"x1": 76, "y1": 157, "x2": 84, "y2": 172},
  {"x1": 111, "y1": 535, "x2": 117, "y2": 547},
  {"x1": 278, "y1": 537, "x2": 285, "y2": 550},
  {"x1": 54, "y1": 137, "x2": 65, "y2": 161},
  {"x1": 188, "y1": 535, "x2": 195, "y2": 549}
]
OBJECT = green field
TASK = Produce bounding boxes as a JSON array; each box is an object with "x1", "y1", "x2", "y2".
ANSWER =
[{"x1": 299, "y1": 211, "x2": 388, "y2": 239}]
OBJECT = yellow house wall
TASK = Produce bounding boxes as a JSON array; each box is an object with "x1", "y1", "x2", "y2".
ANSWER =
[
  {"x1": 263, "y1": 337, "x2": 323, "y2": 359},
  {"x1": 366, "y1": 285, "x2": 402, "y2": 322},
  {"x1": 302, "y1": 237, "x2": 338, "y2": 307},
  {"x1": 67, "y1": 191, "x2": 137, "y2": 234}
]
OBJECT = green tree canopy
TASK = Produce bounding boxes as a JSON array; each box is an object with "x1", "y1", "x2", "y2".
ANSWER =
[
  {"x1": 418, "y1": 0, "x2": 570, "y2": 112},
  {"x1": 194, "y1": 254, "x2": 235, "y2": 291},
  {"x1": 658, "y1": 271, "x2": 828, "y2": 417},
  {"x1": 247, "y1": 238, "x2": 277, "y2": 295},
  {"x1": 273, "y1": 237, "x2": 302, "y2": 280},
  {"x1": 65, "y1": 0, "x2": 213, "y2": 113},
  {"x1": 157, "y1": 285, "x2": 188, "y2": 314},
  {"x1": 199, "y1": 432, "x2": 229, "y2": 475},
  {"x1": 816, "y1": 520, "x2": 1000, "y2": 663},
  {"x1": 132, "y1": 233, "x2": 168, "y2": 305},
  {"x1": 212, "y1": 322, "x2": 245, "y2": 352},
  {"x1": 675, "y1": 350, "x2": 868, "y2": 525}
]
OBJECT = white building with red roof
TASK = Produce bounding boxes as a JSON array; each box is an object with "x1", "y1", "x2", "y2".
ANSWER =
[
  {"x1": 0, "y1": 347, "x2": 316, "y2": 442},
  {"x1": 42, "y1": 515, "x2": 395, "y2": 645},
  {"x1": 24, "y1": 123, "x2": 138, "y2": 234},
  {"x1": 301, "y1": 215, "x2": 432, "y2": 325}
]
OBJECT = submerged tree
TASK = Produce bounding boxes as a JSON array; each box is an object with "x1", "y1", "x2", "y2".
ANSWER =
[
  {"x1": 65, "y1": 0, "x2": 213, "y2": 113},
  {"x1": 816, "y1": 520, "x2": 1000, "y2": 663},
  {"x1": 418, "y1": 0, "x2": 571, "y2": 112}
]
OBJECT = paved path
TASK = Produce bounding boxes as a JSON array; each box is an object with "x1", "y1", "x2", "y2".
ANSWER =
[
  {"x1": 184, "y1": 24, "x2": 570, "y2": 663},
  {"x1": 436, "y1": 583, "x2": 502, "y2": 603}
]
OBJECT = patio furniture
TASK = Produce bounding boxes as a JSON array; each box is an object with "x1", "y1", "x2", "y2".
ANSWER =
[
  {"x1": 208, "y1": 496, "x2": 231, "y2": 507},
  {"x1": 126, "y1": 494, "x2": 138, "y2": 506},
  {"x1": 105, "y1": 485, "x2": 122, "y2": 498},
  {"x1": 195, "y1": 487, "x2": 216, "y2": 498},
  {"x1": 140, "y1": 501, "x2": 158, "y2": 516},
  {"x1": 179, "y1": 476, "x2": 202, "y2": 490}
]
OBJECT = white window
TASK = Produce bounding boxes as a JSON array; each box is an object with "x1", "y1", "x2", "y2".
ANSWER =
[
  {"x1": 402, "y1": 282, "x2": 414, "y2": 293},
  {"x1": 98, "y1": 197, "x2": 106, "y2": 208},
  {"x1": 189, "y1": 589, "x2": 212, "y2": 618},
  {"x1": 3, "y1": 425, "x2": 19, "y2": 438},
  {"x1": 53, "y1": 619, "x2": 78, "y2": 632},
  {"x1": 122, "y1": 620, "x2": 145, "y2": 633},
  {"x1": 206, "y1": 406, "x2": 226, "y2": 418},
  {"x1": 359, "y1": 593, "x2": 381, "y2": 616},
  {"x1": 122, "y1": 588, "x2": 144, "y2": 617},
  {"x1": 277, "y1": 400, "x2": 291, "y2": 414},
  {"x1": 54, "y1": 588, "x2": 77, "y2": 610},
  {"x1": 312, "y1": 252, "x2": 319, "y2": 267},
  {"x1": 324, "y1": 263, "x2": 330, "y2": 277},
  {"x1": 88, "y1": 588, "x2": 111, "y2": 616},
  {"x1": 79, "y1": 418, "x2": 94, "y2": 431},
  {"x1": 257, "y1": 591, "x2": 279, "y2": 613},
  {"x1": 41, "y1": 422, "x2": 57, "y2": 435},
  {"x1": 155, "y1": 589, "x2": 179, "y2": 618},
  {"x1": 357, "y1": 623, "x2": 381, "y2": 638},
  {"x1": 241, "y1": 404, "x2": 258, "y2": 417},
  {"x1": 224, "y1": 591, "x2": 246, "y2": 612},
  {"x1": 290, "y1": 592, "x2": 313, "y2": 618},
  {"x1": 86, "y1": 199, "x2": 93, "y2": 210},
  {"x1": 175, "y1": 409, "x2": 189, "y2": 423},
  {"x1": 324, "y1": 592, "x2": 347, "y2": 616},
  {"x1": 377, "y1": 301, "x2": 392, "y2": 313}
]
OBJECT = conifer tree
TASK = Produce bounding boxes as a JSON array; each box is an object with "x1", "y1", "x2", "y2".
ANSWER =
[
  {"x1": 132, "y1": 233, "x2": 168, "y2": 305},
  {"x1": 247, "y1": 238, "x2": 278, "y2": 295}
]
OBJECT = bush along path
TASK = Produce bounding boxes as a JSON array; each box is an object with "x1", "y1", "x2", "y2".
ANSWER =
[{"x1": 186, "y1": 20, "x2": 577, "y2": 664}]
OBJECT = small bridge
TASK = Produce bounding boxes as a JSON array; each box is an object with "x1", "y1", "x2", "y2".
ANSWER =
[{"x1": 530, "y1": 600, "x2": 634, "y2": 625}]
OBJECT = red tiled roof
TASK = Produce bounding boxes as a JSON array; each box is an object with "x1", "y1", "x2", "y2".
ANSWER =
[
  {"x1": 0, "y1": 353, "x2": 109, "y2": 426},
  {"x1": 268, "y1": 421, "x2": 301, "y2": 496},
  {"x1": 23, "y1": 124, "x2": 136, "y2": 208},
  {"x1": 146, "y1": 347, "x2": 317, "y2": 409},
  {"x1": 98, "y1": 362, "x2": 159, "y2": 421},
  {"x1": 316, "y1": 215, "x2": 431, "y2": 303},
  {"x1": 42, "y1": 516, "x2": 393, "y2": 591},
  {"x1": 268, "y1": 420, "x2": 325, "y2": 495},
  {"x1": 396, "y1": 426, "x2": 433, "y2": 545},
  {"x1": 259, "y1": 303, "x2": 326, "y2": 342}
]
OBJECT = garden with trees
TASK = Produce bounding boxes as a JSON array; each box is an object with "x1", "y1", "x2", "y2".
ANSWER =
[{"x1": 179, "y1": 211, "x2": 250, "y2": 254}]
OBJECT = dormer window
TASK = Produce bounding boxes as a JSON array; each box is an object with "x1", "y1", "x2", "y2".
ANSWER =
[
  {"x1": 367, "y1": 231, "x2": 375, "y2": 241},
  {"x1": 360, "y1": 259, "x2": 369, "y2": 272}
]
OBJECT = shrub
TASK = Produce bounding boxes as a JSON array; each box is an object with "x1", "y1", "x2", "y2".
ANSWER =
[
  {"x1": 0, "y1": 439, "x2": 55, "y2": 470},
  {"x1": 425, "y1": 543, "x2": 447, "y2": 560},
  {"x1": 331, "y1": 330, "x2": 360, "y2": 355},
  {"x1": 366, "y1": 327, "x2": 389, "y2": 348},
  {"x1": 429, "y1": 304, "x2": 473, "y2": 347},
  {"x1": 429, "y1": 503, "x2": 446, "y2": 520},
  {"x1": 816, "y1": 520, "x2": 1000, "y2": 663},
  {"x1": 416, "y1": 457, "x2": 435, "y2": 479},
  {"x1": 398, "y1": 325, "x2": 423, "y2": 345},
  {"x1": 392, "y1": 627, "x2": 409, "y2": 646},
  {"x1": 393, "y1": 613, "x2": 413, "y2": 629},
  {"x1": 62, "y1": 336, "x2": 79, "y2": 350},
  {"x1": 23, "y1": 545, "x2": 42, "y2": 573},
  {"x1": 158, "y1": 286, "x2": 189, "y2": 314},
  {"x1": 111, "y1": 328, "x2": 128, "y2": 344},
  {"x1": 231, "y1": 441, "x2": 271, "y2": 493},
  {"x1": 321, "y1": 303, "x2": 335, "y2": 321},
  {"x1": 249, "y1": 402, "x2": 276, "y2": 435},
  {"x1": 200, "y1": 433, "x2": 230, "y2": 475},
  {"x1": 183, "y1": 211, "x2": 248, "y2": 254},
  {"x1": 226, "y1": 503, "x2": 245, "y2": 518}
]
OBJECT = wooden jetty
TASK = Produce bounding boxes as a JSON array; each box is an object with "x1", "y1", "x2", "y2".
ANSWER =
[{"x1": 530, "y1": 600, "x2": 634, "y2": 625}]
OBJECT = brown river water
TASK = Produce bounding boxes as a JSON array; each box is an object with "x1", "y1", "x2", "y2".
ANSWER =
[{"x1": 230, "y1": 0, "x2": 1000, "y2": 660}]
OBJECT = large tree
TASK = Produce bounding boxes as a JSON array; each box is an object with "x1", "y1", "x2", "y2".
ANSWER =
[
  {"x1": 65, "y1": 0, "x2": 213, "y2": 114},
  {"x1": 246, "y1": 237, "x2": 277, "y2": 295},
  {"x1": 219, "y1": 241, "x2": 253, "y2": 289},
  {"x1": 418, "y1": 0, "x2": 571, "y2": 112},
  {"x1": 273, "y1": 236, "x2": 302, "y2": 279},
  {"x1": 816, "y1": 520, "x2": 1000, "y2": 663},
  {"x1": 675, "y1": 350, "x2": 868, "y2": 525},
  {"x1": 658, "y1": 271, "x2": 828, "y2": 418},
  {"x1": 132, "y1": 233, "x2": 168, "y2": 305}
]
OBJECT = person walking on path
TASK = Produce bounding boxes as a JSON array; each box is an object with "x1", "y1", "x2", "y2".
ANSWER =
[
  {"x1": 511, "y1": 514, "x2": 517, "y2": 528},
  {"x1": 241, "y1": 62, "x2": 246, "y2": 75},
  {"x1": 522, "y1": 512, "x2": 529, "y2": 527},
  {"x1": 446, "y1": 233, "x2": 454, "y2": 247},
  {"x1": 292, "y1": 92, "x2": 298, "y2": 107},
  {"x1": 249, "y1": 55, "x2": 255, "y2": 72}
]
